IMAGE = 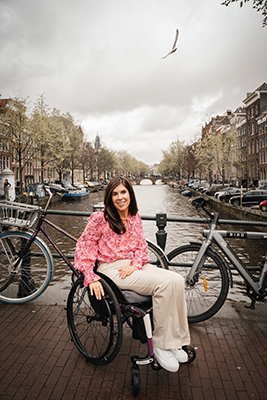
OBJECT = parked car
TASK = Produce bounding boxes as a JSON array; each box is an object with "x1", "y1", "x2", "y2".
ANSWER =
[
  {"x1": 259, "y1": 181, "x2": 267, "y2": 190},
  {"x1": 229, "y1": 190, "x2": 267, "y2": 207},
  {"x1": 188, "y1": 179, "x2": 200, "y2": 188},
  {"x1": 204, "y1": 185, "x2": 223, "y2": 196},
  {"x1": 214, "y1": 186, "x2": 233, "y2": 198},
  {"x1": 196, "y1": 182, "x2": 210, "y2": 192},
  {"x1": 259, "y1": 200, "x2": 267, "y2": 212},
  {"x1": 181, "y1": 189, "x2": 193, "y2": 197},
  {"x1": 218, "y1": 188, "x2": 242, "y2": 203}
]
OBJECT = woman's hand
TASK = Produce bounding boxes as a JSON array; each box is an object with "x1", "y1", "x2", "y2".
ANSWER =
[
  {"x1": 89, "y1": 280, "x2": 104, "y2": 300},
  {"x1": 118, "y1": 264, "x2": 138, "y2": 279}
]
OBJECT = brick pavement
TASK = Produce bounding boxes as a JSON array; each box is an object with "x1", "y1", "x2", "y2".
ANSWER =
[{"x1": 0, "y1": 302, "x2": 266, "y2": 400}]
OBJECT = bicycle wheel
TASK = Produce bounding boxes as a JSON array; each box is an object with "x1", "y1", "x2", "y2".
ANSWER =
[
  {"x1": 146, "y1": 239, "x2": 168, "y2": 269},
  {"x1": 67, "y1": 276, "x2": 123, "y2": 365},
  {"x1": 167, "y1": 244, "x2": 229, "y2": 323},
  {"x1": 0, "y1": 231, "x2": 54, "y2": 304}
]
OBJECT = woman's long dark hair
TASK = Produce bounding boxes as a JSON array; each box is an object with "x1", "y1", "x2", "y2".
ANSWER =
[{"x1": 104, "y1": 176, "x2": 138, "y2": 234}]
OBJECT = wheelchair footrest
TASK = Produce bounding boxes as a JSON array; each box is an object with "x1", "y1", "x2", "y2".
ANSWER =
[{"x1": 131, "y1": 354, "x2": 154, "y2": 366}]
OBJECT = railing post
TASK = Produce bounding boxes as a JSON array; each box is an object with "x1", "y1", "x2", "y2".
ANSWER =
[{"x1": 156, "y1": 213, "x2": 167, "y2": 251}]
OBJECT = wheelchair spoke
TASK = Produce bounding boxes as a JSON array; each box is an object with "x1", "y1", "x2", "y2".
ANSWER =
[{"x1": 67, "y1": 277, "x2": 123, "y2": 365}]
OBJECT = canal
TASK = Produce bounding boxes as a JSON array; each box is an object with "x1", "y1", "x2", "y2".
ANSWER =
[{"x1": 37, "y1": 181, "x2": 266, "y2": 305}]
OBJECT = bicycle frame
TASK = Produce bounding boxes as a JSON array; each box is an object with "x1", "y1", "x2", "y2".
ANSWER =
[
  {"x1": 35, "y1": 215, "x2": 79, "y2": 278},
  {"x1": 186, "y1": 211, "x2": 267, "y2": 297},
  {"x1": 10, "y1": 187, "x2": 80, "y2": 279}
]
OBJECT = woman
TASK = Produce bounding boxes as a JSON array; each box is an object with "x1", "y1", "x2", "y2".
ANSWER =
[
  {"x1": 4, "y1": 179, "x2": 11, "y2": 200},
  {"x1": 75, "y1": 176, "x2": 190, "y2": 372}
]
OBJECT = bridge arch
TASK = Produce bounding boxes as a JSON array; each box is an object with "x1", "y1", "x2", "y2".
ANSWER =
[{"x1": 129, "y1": 176, "x2": 170, "y2": 185}]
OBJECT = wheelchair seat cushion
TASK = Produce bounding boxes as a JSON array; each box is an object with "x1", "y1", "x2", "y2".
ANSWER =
[{"x1": 122, "y1": 290, "x2": 152, "y2": 305}]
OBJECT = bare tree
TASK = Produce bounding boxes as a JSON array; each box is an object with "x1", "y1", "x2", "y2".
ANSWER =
[
  {"x1": 222, "y1": 0, "x2": 267, "y2": 27},
  {"x1": 31, "y1": 94, "x2": 53, "y2": 182},
  {"x1": 158, "y1": 138, "x2": 186, "y2": 179},
  {"x1": 81, "y1": 140, "x2": 96, "y2": 182},
  {"x1": 48, "y1": 108, "x2": 71, "y2": 182},
  {"x1": 2, "y1": 97, "x2": 34, "y2": 194}
]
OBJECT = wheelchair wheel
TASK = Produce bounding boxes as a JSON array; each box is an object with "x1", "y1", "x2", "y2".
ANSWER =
[
  {"x1": 67, "y1": 276, "x2": 123, "y2": 365},
  {"x1": 182, "y1": 345, "x2": 196, "y2": 364},
  {"x1": 131, "y1": 366, "x2": 140, "y2": 397}
]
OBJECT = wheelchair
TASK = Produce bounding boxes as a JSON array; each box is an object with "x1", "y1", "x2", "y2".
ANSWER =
[{"x1": 66, "y1": 272, "x2": 196, "y2": 397}]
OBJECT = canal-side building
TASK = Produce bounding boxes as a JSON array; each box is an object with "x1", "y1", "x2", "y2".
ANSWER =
[
  {"x1": 235, "y1": 113, "x2": 247, "y2": 186},
  {"x1": 243, "y1": 82, "x2": 267, "y2": 187},
  {"x1": 257, "y1": 109, "x2": 267, "y2": 186},
  {"x1": 196, "y1": 82, "x2": 267, "y2": 188}
]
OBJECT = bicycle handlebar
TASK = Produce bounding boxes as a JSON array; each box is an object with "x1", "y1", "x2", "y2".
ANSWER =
[{"x1": 191, "y1": 196, "x2": 219, "y2": 224}]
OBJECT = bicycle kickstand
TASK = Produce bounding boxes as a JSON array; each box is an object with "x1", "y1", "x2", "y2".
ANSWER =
[{"x1": 244, "y1": 299, "x2": 256, "y2": 310}]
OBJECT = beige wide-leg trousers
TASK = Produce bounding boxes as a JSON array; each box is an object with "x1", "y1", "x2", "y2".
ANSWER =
[{"x1": 97, "y1": 259, "x2": 191, "y2": 350}]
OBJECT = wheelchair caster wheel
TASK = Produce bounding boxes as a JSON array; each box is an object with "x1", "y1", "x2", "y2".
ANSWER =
[
  {"x1": 131, "y1": 366, "x2": 140, "y2": 397},
  {"x1": 182, "y1": 345, "x2": 196, "y2": 364}
]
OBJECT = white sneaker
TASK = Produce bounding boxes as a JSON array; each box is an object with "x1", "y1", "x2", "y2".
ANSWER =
[
  {"x1": 154, "y1": 347, "x2": 179, "y2": 372},
  {"x1": 171, "y1": 348, "x2": 188, "y2": 363}
]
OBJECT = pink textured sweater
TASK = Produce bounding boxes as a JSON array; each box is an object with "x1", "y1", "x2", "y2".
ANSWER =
[{"x1": 74, "y1": 211, "x2": 150, "y2": 287}]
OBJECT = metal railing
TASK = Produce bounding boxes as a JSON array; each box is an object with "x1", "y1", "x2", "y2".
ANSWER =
[{"x1": 46, "y1": 209, "x2": 267, "y2": 252}]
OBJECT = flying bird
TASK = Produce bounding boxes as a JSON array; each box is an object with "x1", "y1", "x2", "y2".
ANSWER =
[{"x1": 162, "y1": 29, "x2": 179, "y2": 59}]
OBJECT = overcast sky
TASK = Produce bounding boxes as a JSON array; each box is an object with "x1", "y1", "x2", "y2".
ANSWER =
[{"x1": 1, "y1": 0, "x2": 267, "y2": 165}]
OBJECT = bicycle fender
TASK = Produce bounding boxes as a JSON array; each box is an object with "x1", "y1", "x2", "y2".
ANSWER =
[
  {"x1": 189, "y1": 241, "x2": 233, "y2": 288},
  {"x1": 146, "y1": 238, "x2": 169, "y2": 265},
  {"x1": 34, "y1": 234, "x2": 55, "y2": 278}
]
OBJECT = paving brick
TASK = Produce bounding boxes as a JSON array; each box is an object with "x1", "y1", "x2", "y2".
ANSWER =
[{"x1": 1, "y1": 303, "x2": 267, "y2": 400}]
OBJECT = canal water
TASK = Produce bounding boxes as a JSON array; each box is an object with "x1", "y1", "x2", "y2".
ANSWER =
[{"x1": 39, "y1": 180, "x2": 266, "y2": 305}]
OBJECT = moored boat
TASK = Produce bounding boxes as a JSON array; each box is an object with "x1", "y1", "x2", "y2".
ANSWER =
[{"x1": 62, "y1": 189, "x2": 90, "y2": 201}]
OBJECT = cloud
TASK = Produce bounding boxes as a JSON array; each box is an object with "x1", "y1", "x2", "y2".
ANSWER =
[{"x1": 1, "y1": 0, "x2": 267, "y2": 165}]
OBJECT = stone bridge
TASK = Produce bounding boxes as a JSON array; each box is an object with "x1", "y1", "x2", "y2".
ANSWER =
[{"x1": 129, "y1": 176, "x2": 170, "y2": 185}]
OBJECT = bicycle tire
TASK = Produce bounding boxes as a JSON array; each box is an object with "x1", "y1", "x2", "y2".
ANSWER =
[
  {"x1": 67, "y1": 276, "x2": 123, "y2": 365},
  {"x1": 0, "y1": 231, "x2": 54, "y2": 304},
  {"x1": 167, "y1": 244, "x2": 229, "y2": 323}
]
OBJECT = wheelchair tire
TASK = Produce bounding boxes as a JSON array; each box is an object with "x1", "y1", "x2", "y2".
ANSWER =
[
  {"x1": 131, "y1": 366, "x2": 140, "y2": 397},
  {"x1": 67, "y1": 276, "x2": 123, "y2": 365},
  {"x1": 182, "y1": 345, "x2": 196, "y2": 364}
]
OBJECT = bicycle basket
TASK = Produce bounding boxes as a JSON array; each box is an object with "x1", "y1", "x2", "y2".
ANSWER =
[{"x1": 0, "y1": 201, "x2": 41, "y2": 229}]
